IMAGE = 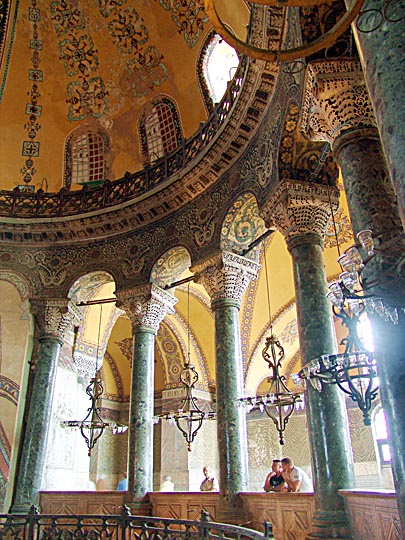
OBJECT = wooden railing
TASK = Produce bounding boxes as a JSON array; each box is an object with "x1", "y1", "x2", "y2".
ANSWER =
[
  {"x1": 0, "y1": 59, "x2": 248, "y2": 219},
  {"x1": 0, "y1": 505, "x2": 275, "y2": 540}
]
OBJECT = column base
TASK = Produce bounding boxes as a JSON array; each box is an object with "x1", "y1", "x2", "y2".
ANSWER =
[
  {"x1": 9, "y1": 501, "x2": 37, "y2": 515},
  {"x1": 123, "y1": 496, "x2": 152, "y2": 516},
  {"x1": 216, "y1": 495, "x2": 246, "y2": 525},
  {"x1": 306, "y1": 510, "x2": 352, "y2": 540}
]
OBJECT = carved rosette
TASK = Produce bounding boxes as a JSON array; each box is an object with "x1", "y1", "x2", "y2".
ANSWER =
[
  {"x1": 261, "y1": 181, "x2": 340, "y2": 249},
  {"x1": 301, "y1": 58, "x2": 377, "y2": 145},
  {"x1": 116, "y1": 283, "x2": 177, "y2": 334},
  {"x1": 192, "y1": 251, "x2": 259, "y2": 307},
  {"x1": 30, "y1": 298, "x2": 82, "y2": 342}
]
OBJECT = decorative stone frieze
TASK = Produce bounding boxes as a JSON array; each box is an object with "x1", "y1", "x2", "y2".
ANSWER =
[
  {"x1": 261, "y1": 181, "x2": 339, "y2": 249},
  {"x1": 30, "y1": 298, "x2": 82, "y2": 342},
  {"x1": 116, "y1": 283, "x2": 177, "y2": 334},
  {"x1": 192, "y1": 251, "x2": 259, "y2": 307},
  {"x1": 301, "y1": 58, "x2": 377, "y2": 145}
]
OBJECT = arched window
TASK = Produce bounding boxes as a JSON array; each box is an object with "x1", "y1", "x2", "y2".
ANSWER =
[
  {"x1": 140, "y1": 98, "x2": 182, "y2": 163},
  {"x1": 373, "y1": 407, "x2": 391, "y2": 466},
  {"x1": 64, "y1": 129, "x2": 110, "y2": 188},
  {"x1": 198, "y1": 31, "x2": 240, "y2": 112}
]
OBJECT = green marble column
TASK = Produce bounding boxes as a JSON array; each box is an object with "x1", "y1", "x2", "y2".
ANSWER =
[
  {"x1": 302, "y1": 56, "x2": 405, "y2": 535},
  {"x1": 194, "y1": 252, "x2": 259, "y2": 520},
  {"x1": 290, "y1": 235, "x2": 354, "y2": 539},
  {"x1": 333, "y1": 129, "x2": 405, "y2": 536},
  {"x1": 212, "y1": 297, "x2": 249, "y2": 496},
  {"x1": 10, "y1": 299, "x2": 79, "y2": 513},
  {"x1": 116, "y1": 284, "x2": 177, "y2": 506},
  {"x1": 129, "y1": 326, "x2": 156, "y2": 498},
  {"x1": 263, "y1": 182, "x2": 355, "y2": 540},
  {"x1": 351, "y1": 0, "x2": 405, "y2": 228}
]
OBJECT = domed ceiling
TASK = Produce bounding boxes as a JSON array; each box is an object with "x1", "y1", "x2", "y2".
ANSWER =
[{"x1": 0, "y1": 0, "x2": 248, "y2": 192}]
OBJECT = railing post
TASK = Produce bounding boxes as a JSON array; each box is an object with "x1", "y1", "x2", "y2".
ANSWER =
[
  {"x1": 263, "y1": 522, "x2": 274, "y2": 540},
  {"x1": 199, "y1": 508, "x2": 210, "y2": 540},
  {"x1": 28, "y1": 505, "x2": 39, "y2": 540},
  {"x1": 120, "y1": 504, "x2": 130, "y2": 540}
]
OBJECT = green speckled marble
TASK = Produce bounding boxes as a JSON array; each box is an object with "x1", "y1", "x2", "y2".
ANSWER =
[
  {"x1": 353, "y1": 0, "x2": 405, "y2": 229},
  {"x1": 213, "y1": 298, "x2": 249, "y2": 497},
  {"x1": 128, "y1": 327, "x2": 156, "y2": 499},
  {"x1": 291, "y1": 240, "x2": 354, "y2": 537},
  {"x1": 10, "y1": 337, "x2": 61, "y2": 513},
  {"x1": 335, "y1": 126, "x2": 405, "y2": 536}
]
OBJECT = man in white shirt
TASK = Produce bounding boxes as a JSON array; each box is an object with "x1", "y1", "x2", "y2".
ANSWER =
[{"x1": 281, "y1": 457, "x2": 313, "y2": 493}]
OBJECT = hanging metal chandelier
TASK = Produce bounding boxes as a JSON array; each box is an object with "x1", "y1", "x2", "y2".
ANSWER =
[
  {"x1": 154, "y1": 358, "x2": 216, "y2": 451},
  {"x1": 61, "y1": 303, "x2": 127, "y2": 456},
  {"x1": 236, "y1": 332, "x2": 302, "y2": 445},
  {"x1": 153, "y1": 283, "x2": 216, "y2": 451},
  {"x1": 298, "y1": 314, "x2": 378, "y2": 426},
  {"x1": 296, "y1": 190, "x2": 405, "y2": 425},
  {"x1": 326, "y1": 228, "x2": 404, "y2": 324},
  {"x1": 236, "y1": 248, "x2": 302, "y2": 445}
]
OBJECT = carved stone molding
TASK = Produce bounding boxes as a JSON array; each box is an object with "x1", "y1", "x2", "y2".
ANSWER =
[
  {"x1": 30, "y1": 298, "x2": 82, "y2": 342},
  {"x1": 0, "y1": 6, "x2": 280, "y2": 245},
  {"x1": 116, "y1": 283, "x2": 177, "y2": 334},
  {"x1": 261, "y1": 180, "x2": 340, "y2": 249},
  {"x1": 301, "y1": 58, "x2": 377, "y2": 145},
  {"x1": 192, "y1": 251, "x2": 259, "y2": 307}
]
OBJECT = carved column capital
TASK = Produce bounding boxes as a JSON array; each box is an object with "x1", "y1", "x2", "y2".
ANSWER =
[
  {"x1": 301, "y1": 58, "x2": 377, "y2": 146},
  {"x1": 261, "y1": 180, "x2": 339, "y2": 251},
  {"x1": 30, "y1": 298, "x2": 81, "y2": 343},
  {"x1": 192, "y1": 251, "x2": 259, "y2": 308},
  {"x1": 116, "y1": 283, "x2": 177, "y2": 334}
]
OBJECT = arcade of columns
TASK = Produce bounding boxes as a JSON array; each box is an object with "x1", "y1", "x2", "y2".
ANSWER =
[{"x1": 3, "y1": 3, "x2": 405, "y2": 539}]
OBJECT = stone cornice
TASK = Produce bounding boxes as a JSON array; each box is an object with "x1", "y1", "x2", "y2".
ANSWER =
[
  {"x1": 301, "y1": 58, "x2": 377, "y2": 144},
  {"x1": 115, "y1": 283, "x2": 177, "y2": 334},
  {"x1": 261, "y1": 180, "x2": 340, "y2": 247},
  {"x1": 30, "y1": 298, "x2": 82, "y2": 342},
  {"x1": 192, "y1": 251, "x2": 260, "y2": 307}
]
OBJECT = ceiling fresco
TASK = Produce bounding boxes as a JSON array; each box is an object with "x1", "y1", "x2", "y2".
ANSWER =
[{"x1": 0, "y1": 0, "x2": 228, "y2": 191}]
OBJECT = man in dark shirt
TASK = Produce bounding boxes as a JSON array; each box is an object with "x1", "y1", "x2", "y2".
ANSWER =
[{"x1": 263, "y1": 459, "x2": 288, "y2": 492}]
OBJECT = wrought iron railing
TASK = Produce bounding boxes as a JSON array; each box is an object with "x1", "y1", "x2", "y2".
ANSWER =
[
  {"x1": 0, "y1": 506, "x2": 275, "y2": 540},
  {"x1": 0, "y1": 58, "x2": 249, "y2": 219}
]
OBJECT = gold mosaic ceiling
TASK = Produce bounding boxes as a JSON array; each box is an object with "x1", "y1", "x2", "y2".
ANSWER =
[{"x1": 0, "y1": 0, "x2": 249, "y2": 192}]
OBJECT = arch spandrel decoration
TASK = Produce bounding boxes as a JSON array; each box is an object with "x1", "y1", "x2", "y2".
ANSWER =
[
  {"x1": 150, "y1": 246, "x2": 191, "y2": 289},
  {"x1": 220, "y1": 192, "x2": 266, "y2": 259}
]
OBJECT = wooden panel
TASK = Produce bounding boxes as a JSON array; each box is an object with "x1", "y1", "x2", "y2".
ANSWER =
[
  {"x1": 40, "y1": 491, "x2": 125, "y2": 515},
  {"x1": 339, "y1": 490, "x2": 403, "y2": 540},
  {"x1": 39, "y1": 489, "x2": 403, "y2": 540},
  {"x1": 149, "y1": 492, "x2": 219, "y2": 522},
  {"x1": 240, "y1": 492, "x2": 315, "y2": 540}
]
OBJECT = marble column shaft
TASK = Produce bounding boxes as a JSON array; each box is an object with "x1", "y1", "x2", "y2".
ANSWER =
[
  {"x1": 194, "y1": 252, "x2": 259, "y2": 505},
  {"x1": 130, "y1": 326, "x2": 156, "y2": 498},
  {"x1": 333, "y1": 130, "x2": 405, "y2": 536},
  {"x1": 214, "y1": 297, "x2": 249, "y2": 496},
  {"x1": 291, "y1": 238, "x2": 354, "y2": 539},
  {"x1": 116, "y1": 284, "x2": 177, "y2": 500},
  {"x1": 351, "y1": 0, "x2": 405, "y2": 228},
  {"x1": 302, "y1": 57, "x2": 405, "y2": 534},
  {"x1": 10, "y1": 299, "x2": 79, "y2": 513},
  {"x1": 263, "y1": 182, "x2": 355, "y2": 540}
]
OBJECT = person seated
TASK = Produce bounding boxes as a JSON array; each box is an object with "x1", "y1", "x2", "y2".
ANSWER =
[
  {"x1": 281, "y1": 457, "x2": 313, "y2": 493},
  {"x1": 263, "y1": 459, "x2": 288, "y2": 492},
  {"x1": 200, "y1": 466, "x2": 219, "y2": 491}
]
